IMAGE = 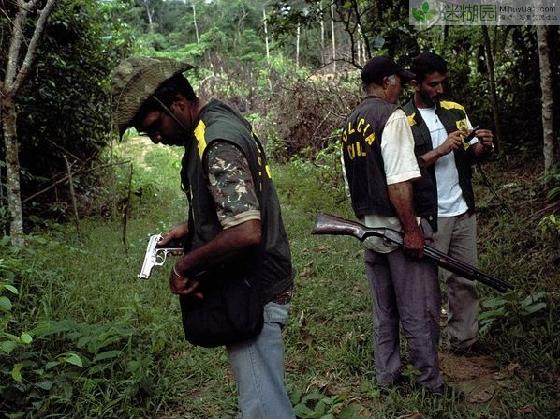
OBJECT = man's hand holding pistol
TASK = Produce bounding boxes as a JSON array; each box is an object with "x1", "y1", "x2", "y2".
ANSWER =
[{"x1": 139, "y1": 223, "x2": 204, "y2": 299}]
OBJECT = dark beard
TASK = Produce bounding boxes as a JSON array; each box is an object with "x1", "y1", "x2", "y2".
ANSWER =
[{"x1": 419, "y1": 90, "x2": 447, "y2": 108}]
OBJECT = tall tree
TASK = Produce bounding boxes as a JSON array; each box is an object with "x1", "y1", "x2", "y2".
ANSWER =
[
  {"x1": 481, "y1": 25, "x2": 502, "y2": 150},
  {"x1": 296, "y1": 18, "x2": 301, "y2": 67},
  {"x1": 263, "y1": 6, "x2": 271, "y2": 61},
  {"x1": 537, "y1": 25, "x2": 556, "y2": 178},
  {"x1": 330, "y1": 2, "x2": 336, "y2": 72},
  {"x1": 1, "y1": 0, "x2": 57, "y2": 246},
  {"x1": 183, "y1": 0, "x2": 200, "y2": 43},
  {"x1": 142, "y1": 0, "x2": 155, "y2": 33},
  {"x1": 318, "y1": 1, "x2": 324, "y2": 65}
]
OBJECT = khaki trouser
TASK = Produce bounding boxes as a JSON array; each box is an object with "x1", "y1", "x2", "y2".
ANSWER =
[{"x1": 434, "y1": 212, "x2": 479, "y2": 350}]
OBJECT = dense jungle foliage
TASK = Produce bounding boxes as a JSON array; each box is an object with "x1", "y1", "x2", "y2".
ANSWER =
[{"x1": 1, "y1": 0, "x2": 559, "y2": 417}]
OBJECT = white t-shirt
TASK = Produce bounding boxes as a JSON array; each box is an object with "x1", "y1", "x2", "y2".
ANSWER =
[
  {"x1": 354, "y1": 109, "x2": 421, "y2": 253},
  {"x1": 418, "y1": 107, "x2": 473, "y2": 217}
]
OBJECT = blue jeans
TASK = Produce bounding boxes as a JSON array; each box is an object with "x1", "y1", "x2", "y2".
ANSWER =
[{"x1": 226, "y1": 302, "x2": 294, "y2": 419}]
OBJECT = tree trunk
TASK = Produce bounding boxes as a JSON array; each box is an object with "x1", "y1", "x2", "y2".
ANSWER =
[
  {"x1": 481, "y1": 25, "x2": 502, "y2": 150},
  {"x1": 143, "y1": 0, "x2": 155, "y2": 33},
  {"x1": 319, "y1": 1, "x2": 325, "y2": 65},
  {"x1": 537, "y1": 25, "x2": 555, "y2": 178},
  {"x1": 1, "y1": 96, "x2": 24, "y2": 246},
  {"x1": 357, "y1": 38, "x2": 362, "y2": 66},
  {"x1": 192, "y1": 3, "x2": 200, "y2": 44},
  {"x1": 296, "y1": 20, "x2": 301, "y2": 67},
  {"x1": 331, "y1": 4, "x2": 336, "y2": 73},
  {"x1": 263, "y1": 7, "x2": 270, "y2": 62},
  {"x1": 1, "y1": 0, "x2": 57, "y2": 246}
]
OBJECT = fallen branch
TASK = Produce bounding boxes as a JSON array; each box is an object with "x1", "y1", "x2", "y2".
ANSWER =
[{"x1": 22, "y1": 160, "x2": 131, "y2": 203}]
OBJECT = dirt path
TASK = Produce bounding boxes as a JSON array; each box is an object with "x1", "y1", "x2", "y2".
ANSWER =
[{"x1": 440, "y1": 352, "x2": 510, "y2": 404}]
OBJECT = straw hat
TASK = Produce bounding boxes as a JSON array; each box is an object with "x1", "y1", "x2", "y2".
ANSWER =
[{"x1": 111, "y1": 56, "x2": 194, "y2": 137}]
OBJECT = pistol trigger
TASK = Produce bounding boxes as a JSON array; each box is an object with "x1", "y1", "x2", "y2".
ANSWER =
[{"x1": 155, "y1": 250, "x2": 165, "y2": 265}]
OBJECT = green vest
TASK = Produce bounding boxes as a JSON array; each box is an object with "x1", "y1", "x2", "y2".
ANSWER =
[
  {"x1": 403, "y1": 99, "x2": 476, "y2": 214},
  {"x1": 180, "y1": 99, "x2": 293, "y2": 303}
]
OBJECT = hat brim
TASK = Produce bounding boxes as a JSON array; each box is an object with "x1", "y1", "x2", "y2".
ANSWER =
[
  {"x1": 112, "y1": 58, "x2": 194, "y2": 139},
  {"x1": 398, "y1": 69, "x2": 415, "y2": 83}
]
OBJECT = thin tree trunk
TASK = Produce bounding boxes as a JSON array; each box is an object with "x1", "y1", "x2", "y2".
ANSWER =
[
  {"x1": 0, "y1": 160, "x2": 4, "y2": 235},
  {"x1": 1, "y1": 0, "x2": 58, "y2": 245},
  {"x1": 296, "y1": 20, "x2": 301, "y2": 67},
  {"x1": 143, "y1": 0, "x2": 155, "y2": 33},
  {"x1": 319, "y1": 1, "x2": 325, "y2": 65},
  {"x1": 331, "y1": 4, "x2": 336, "y2": 73},
  {"x1": 64, "y1": 156, "x2": 80, "y2": 234},
  {"x1": 181, "y1": 0, "x2": 199, "y2": 43},
  {"x1": 192, "y1": 3, "x2": 199, "y2": 43},
  {"x1": 357, "y1": 38, "x2": 362, "y2": 65},
  {"x1": 481, "y1": 25, "x2": 501, "y2": 150},
  {"x1": 1, "y1": 97, "x2": 24, "y2": 246},
  {"x1": 263, "y1": 7, "x2": 270, "y2": 62},
  {"x1": 537, "y1": 25, "x2": 555, "y2": 178},
  {"x1": 122, "y1": 163, "x2": 133, "y2": 255}
]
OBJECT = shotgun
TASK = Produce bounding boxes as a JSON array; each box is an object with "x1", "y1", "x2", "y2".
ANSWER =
[{"x1": 311, "y1": 213, "x2": 513, "y2": 293}]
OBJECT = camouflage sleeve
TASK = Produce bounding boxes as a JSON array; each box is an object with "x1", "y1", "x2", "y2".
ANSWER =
[{"x1": 205, "y1": 141, "x2": 261, "y2": 229}]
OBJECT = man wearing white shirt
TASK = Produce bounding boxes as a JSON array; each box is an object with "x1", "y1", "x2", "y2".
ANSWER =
[
  {"x1": 404, "y1": 52, "x2": 495, "y2": 354},
  {"x1": 341, "y1": 56, "x2": 445, "y2": 394}
]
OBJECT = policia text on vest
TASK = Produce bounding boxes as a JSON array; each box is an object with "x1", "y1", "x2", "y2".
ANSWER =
[{"x1": 342, "y1": 117, "x2": 376, "y2": 159}]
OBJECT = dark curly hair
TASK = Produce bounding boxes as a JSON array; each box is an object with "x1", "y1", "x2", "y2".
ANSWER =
[{"x1": 410, "y1": 52, "x2": 448, "y2": 83}]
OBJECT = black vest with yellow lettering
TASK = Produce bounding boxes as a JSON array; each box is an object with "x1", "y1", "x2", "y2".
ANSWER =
[
  {"x1": 342, "y1": 97, "x2": 396, "y2": 218},
  {"x1": 403, "y1": 98, "x2": 475, "y2": 214},
  {"x1": 341, "y1": 96, "x2": 437, "y2": 228},
  {"x1": 342, "y1": 96, "x2": 437, "y2": 227},
  {"x1": 180, "y1": 99, "x2": 293, "y2": 303}
]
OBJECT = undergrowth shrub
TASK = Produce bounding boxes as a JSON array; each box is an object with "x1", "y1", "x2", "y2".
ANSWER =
[
  {"x1": 481, "y1": 291, "x2": 559, "y2": 377},
  {"x1": 95, "y1": 143, "x2": 183, "y2": 220},
  {"x1": 468, "y1": 157, "x2": 560, "y2": 380},
  {"x1": 262, "y1": 74, "x2": 359, "y2": 160},
  {"x1": 273, "y1": 142, "x2": 348, "y2": 216},
  {"x1": 0, "y1": 234, "x2": 168, "y2": 416}
]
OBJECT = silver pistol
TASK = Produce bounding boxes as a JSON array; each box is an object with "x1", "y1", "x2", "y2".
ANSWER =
[{"x1": 138, "y1": 234, "x2": 184, "y2": 279}]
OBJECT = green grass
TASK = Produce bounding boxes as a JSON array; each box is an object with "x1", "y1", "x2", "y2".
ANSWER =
[{"x1": 1, "y1": 139, "x2": 558, "y2": 418}]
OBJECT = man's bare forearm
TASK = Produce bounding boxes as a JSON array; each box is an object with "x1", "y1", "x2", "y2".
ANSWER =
[
  {"x1": 419, "y1": 149, "x2": 443, "y2": 167},
  {"x1": 387, "y1": 181, "x2": 420, "y2": 233},
  {"x1": 419, "y1": 130, "x2": 463, "y2": 167},
  {"x1": 174, "y1": 219, "x2": 261, "y2": 275},
  {"x1": 388, "y1": 180, "x2": 424, "y2": 257}
]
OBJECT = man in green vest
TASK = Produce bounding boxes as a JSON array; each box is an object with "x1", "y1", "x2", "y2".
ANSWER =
[
  {"x1": 111, "y1": 57, "x2": 294, "y2": 418},
  {"x1": 403, "y1": 52, "x2": 494, "y2": 354}
]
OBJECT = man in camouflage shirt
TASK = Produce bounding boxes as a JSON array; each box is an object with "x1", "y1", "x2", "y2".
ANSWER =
[{"x1": 112, "y1": 57, "x2": 294, "y2": 418}]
